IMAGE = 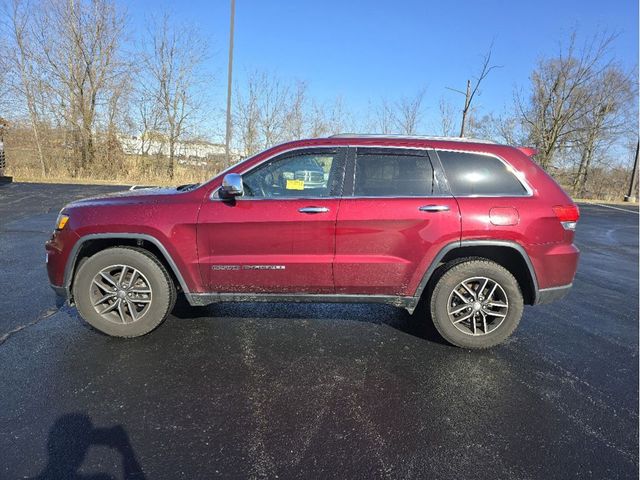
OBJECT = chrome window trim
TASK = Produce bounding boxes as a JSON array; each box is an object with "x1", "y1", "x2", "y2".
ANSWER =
[
  {"x1": 211, "y1": 192, "x2": 343, "y2": 201},
  {"x1": 339, "y1": 195, "x2": 454, "y2": 200},
  {"x1": 432, "y1": 148, "x2": 534, "y2": 197}
]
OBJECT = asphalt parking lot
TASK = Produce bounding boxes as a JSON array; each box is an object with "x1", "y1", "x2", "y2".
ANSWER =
[{"x1": 0, "y1": 182, "x2": 638, "y2": 479}]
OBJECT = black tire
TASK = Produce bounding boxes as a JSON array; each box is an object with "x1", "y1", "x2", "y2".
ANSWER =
[
  {"x1": 429, "y1": 259, "x2": 523, "y2": 349},
  {"x1": 73, "y1": 247, "x2": 176, "y2": 337}
]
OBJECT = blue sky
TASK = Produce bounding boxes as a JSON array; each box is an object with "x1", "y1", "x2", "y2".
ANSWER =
[{"x1": 122, "y1": 0, "x2": 638, "y2": 139}]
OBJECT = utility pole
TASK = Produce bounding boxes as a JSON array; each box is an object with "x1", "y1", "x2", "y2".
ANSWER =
[
  {"x1": 459, "y1": 80, "x2": 471, "y2": 137},
  {"x1": 445, "y1": 46, "x2": 500, "y2": 138},
  {"x1": 0, "y1": 117, "x2": 11, "y2": 183},
  {"x1": 224, "y1": 0, "x2": 236, "y2": 166},
  {"x1": 624, "y1": 141, "x2": 639, "y2": 202}
]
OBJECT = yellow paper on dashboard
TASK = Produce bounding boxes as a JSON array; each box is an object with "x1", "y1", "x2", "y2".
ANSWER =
[{"x1": 286, "y1": 179, "x2": 305, "y2": 190}]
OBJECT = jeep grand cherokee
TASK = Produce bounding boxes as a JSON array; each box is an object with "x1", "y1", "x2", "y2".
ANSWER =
[{"x1": 46, "y1": 135, "x2": 580, "y2": 348}]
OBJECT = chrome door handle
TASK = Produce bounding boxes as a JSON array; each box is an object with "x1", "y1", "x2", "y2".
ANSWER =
[
  {"x1": 419, "y1": 205, "x2": 450, "y2": 212},
  {"x1": 299, "y1": 206, "x2": 330, "y2": 214}
]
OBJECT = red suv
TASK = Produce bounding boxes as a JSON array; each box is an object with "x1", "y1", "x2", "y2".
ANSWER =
[{"x1": 45, "y1": 135, "x2": 580, "y2": 348}]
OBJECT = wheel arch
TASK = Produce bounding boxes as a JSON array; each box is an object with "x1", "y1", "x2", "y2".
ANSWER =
[
  {"x1": 64, "y1": 234, "x2": 191, "y2": 301},
  {"x1": 415, "y1": 240, "x2": 539, "y2": 305}
]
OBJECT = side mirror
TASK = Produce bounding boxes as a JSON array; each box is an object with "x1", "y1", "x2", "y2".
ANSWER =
[{"x1": 220, "y1": 173, "x2": 244, "y2": 198}]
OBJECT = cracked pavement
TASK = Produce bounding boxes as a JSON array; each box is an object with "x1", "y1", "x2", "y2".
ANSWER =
[{"x1": 0, "y1": 183, "x2": 638, "y2": 479}]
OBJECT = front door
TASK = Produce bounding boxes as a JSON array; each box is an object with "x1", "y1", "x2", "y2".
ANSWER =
[
  {"x1": 334, "y1": 147, "x2": 461, "y2": 296},
  {"x1": 197, "y1": 147, "x2": 346, "y2": 293}
]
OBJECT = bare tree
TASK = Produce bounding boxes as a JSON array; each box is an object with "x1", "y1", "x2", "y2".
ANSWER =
[
  {"x1": 376, "y1": 98, "x2": 395, "y2": 134},
  {"x1": 103, "y1": 72, "x2": 131, "y2": 168},
  {"x1": 257, "y1": 73, "x2": 292, "y2": 147},
  {"x1": 308, "y1": 96, "x2": 350, "y2": 137},
  {"x1": 395, "y1": 89, "x2": 425, "y2": 135},
  {"x1": 5, "y1": 0, "x2": 47, "y2": 174},
  {"x1": 136, "y1": 92, "x2": 163, "y2": 156},
  {"x1": 437, "y1": 98, "x2": 456, "y2": 137},
  {"x1": 235, "y1": 71, "x2": 344, "y2": 156},
  {"x1": 233, "y1": 73, "x2": 261, "y2": 156},
  {"x1": 448, "y1": 46, "x2": 501, "y2": 137},
  {"x1": 571, "y1": 65, "x2": 636, "y2": 196},
  {"x1": 234, "y1": 70, "x2": 296, "y2": 155},
  {"x1": 0, "y1": 29, "x2": 10, "y2": 114},
  {"x1": 283, "y1": 81, "x2": 307, "y2": 140},
  {"x1": 308, "y1": 101, "x2": 330, "y2": 137},
  {"x1": 518, "y1": 32, "x2": 617, "y2": 170},
  {"x1": 141, "y1": 14, "x2": 208, "y2": 178},
  {"x1": 465, "y1": 111, "x2": 526, "y2": 145},
  {"x1": 31, "y1": 0, "x2": 127, "y2": 172}
]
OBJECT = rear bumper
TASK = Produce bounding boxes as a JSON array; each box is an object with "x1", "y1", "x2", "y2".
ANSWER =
[
  {"x1": 535, "y1": 283, "x2": 572, "y2": 304},
  {"x1": 528, "y1": 243, "x2": 580, "y2": 301},
  {"x1": 50, "y1": 283, "x2": 68, "y2": 299}
]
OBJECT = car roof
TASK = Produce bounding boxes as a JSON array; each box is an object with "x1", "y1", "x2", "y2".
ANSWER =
[
  {"x1": 275, "y1": 135, "x2": 511, "y2": 153},
  {"x1": 328, "y1": 133, "x2": 498, "y2": 145}
]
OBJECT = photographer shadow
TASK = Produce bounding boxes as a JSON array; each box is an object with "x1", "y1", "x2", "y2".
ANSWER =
[{"x1": 32, "y1": 413, "x2": 145, "y2": 480}]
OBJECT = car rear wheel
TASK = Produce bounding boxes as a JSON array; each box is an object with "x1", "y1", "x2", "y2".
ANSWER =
[
  {"x1": 73, "y1": 247, "x2": 176, "y2": 337},
  {"x1": 430, "y1": 259, "x2": 523, "y2": 349}
]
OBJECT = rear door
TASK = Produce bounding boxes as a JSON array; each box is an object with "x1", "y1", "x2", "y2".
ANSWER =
[
  {"x1": 334, "y1": 147, "x2": 460, "y2": 296},
  {"x1": 197, "y1": 147, "x2": 346, "y2": 293}
]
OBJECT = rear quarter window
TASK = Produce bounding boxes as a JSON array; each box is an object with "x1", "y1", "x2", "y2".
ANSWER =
[{"x1": 437, "y1": 150, "x2": 528, "y2": 196}]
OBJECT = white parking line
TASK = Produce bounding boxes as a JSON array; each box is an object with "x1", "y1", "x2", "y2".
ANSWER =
[{"x1": 579, "y1": 202, "x2": 640, "y2": 215}]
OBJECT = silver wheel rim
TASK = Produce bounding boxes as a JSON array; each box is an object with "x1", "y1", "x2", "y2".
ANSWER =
[
  {"x1": 446, "y1": 276, "x2": 509, "y2": 336},
  {"x1": 90, "y1": 264, "x2": 153, "y2": 325}
]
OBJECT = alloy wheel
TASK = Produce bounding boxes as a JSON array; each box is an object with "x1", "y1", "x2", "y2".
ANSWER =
[
  {"x1": 89, "y1": 265, "x2": 153, "y2": 324},
  {"x1": 446, "y1": 276, "x2": 509, "y2": 336}
]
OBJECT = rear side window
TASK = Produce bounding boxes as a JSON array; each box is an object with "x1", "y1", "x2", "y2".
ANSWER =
[
  {"x1": 353, "y1": 152, "x2": 433, "y2": 197},
  {"x1": 437, "y1": 150, "x2": 527, "y2": 196}
]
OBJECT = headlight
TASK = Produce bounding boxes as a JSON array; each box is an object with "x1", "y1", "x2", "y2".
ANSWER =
[{"x1": 55, "y1": 213, "x2": 69, "y2": 230}]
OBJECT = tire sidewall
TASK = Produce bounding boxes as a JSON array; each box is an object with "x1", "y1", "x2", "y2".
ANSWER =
[
  {"x1": 73, "y1": 248, "x2": 172, "y2": 337},
  {"x1": 430, "y1": 261, "x2": 523, "y2": 349}
]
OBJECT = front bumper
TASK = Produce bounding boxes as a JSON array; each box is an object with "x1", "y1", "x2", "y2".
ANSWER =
[{"x1": 45, "y1": 227, "x2": 79, "y2": 295}]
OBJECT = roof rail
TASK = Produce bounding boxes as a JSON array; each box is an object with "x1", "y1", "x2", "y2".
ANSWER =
[{"x1": 328, "y1": 133, "x2": 497, "y2": 144}]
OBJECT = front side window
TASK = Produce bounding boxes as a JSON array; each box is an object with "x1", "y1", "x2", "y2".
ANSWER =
[
  {"x1": 353, "y1": 152, "x2": 434, "y2": 197},
  {"x1": 437, "y1": 150, "x2": 528, "y2": 196},
  {"x1": 241, "y1": 151, "x2": 341, "y2": 198}
]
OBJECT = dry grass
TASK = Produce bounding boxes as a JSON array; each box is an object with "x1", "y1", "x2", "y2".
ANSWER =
[
  {"x1": 8, "y1": 165, "x2": 218, "y2": 187},
  {"x1": 6, "y1": 153, "x2": 224, "y2": 187},
  {"x1": 573, "y1": 198, "x2": 638, "y2": 206},
  {"x1": 4, "y1": 127, "x2": 227, "y2": 187}
]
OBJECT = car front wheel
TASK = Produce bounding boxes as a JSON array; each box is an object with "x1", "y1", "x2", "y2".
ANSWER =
[
  {"x1": 73, "y1": 247, "x2": 176, "y2": 337},
  {"x1": 430, "y1": 259, "x2": 523, "y2": 349}
]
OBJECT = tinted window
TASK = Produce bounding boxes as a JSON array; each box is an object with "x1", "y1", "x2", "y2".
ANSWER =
[
  {"x1": 241, "y1": 152, "x2": 340, "y2": 198},
  {"x1": 353, "y1": 152, "x2": 433, "y2": 197},
  {"x1": 437, "y1": 150, "x2": 527, "y2": 196}
]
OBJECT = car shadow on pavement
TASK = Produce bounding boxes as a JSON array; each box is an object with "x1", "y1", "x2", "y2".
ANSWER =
[
  {"x1": 170, "y1": 295, "x2": 449, "y2": 346},
  {"x1": 30, "y1": 413, "x2": 145, "y2": 480}
]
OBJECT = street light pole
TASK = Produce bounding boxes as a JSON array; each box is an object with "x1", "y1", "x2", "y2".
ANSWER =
[
  {"x1": 224, "y1": 0, "x2": 236, "y2": 166},
  {"x1": 625, "y1": 141, "x2": 639, "y2": 202}
]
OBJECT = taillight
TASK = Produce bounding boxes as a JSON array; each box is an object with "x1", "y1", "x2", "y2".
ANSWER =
[{"x1": 553, "y1": 205, "x2": 580, "y2": 230}]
